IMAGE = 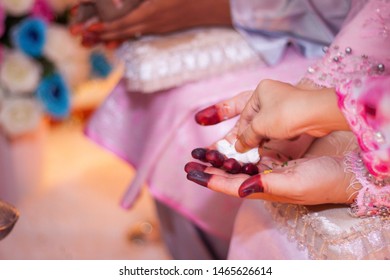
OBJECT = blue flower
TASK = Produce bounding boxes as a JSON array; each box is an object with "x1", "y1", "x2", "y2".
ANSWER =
[
  {"x1": 12, "y1": 18, "x2": 47, "y2": 58},
  {"x1": 90, "y1": 51, "x2": 113, "y2": 78},
  {"x1": 36, "y1": 73, "x2": 70, "y2": 119}
]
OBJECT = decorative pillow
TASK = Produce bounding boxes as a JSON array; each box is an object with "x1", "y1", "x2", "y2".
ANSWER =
[{"x1": 117, "y1": 27, "x2": 263, "y2": 93}]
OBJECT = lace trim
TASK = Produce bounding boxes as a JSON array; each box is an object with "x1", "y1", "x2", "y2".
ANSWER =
[
  {"x1": 264, "y1": 201, "x2": 390, "y2": 259},
  {"x1": 344, "y1": 151, "x2": 390, "y2": 217}
]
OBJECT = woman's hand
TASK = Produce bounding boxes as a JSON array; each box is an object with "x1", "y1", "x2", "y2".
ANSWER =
[
  {"x1": 185, "y1": 132, "x2": 359, "y2": 205},
  {"x1": 195, "y1": 79, "x2": 350, "y2": 153},
  {"x1": 72, "y1": 0, "x2": 232, "y2": 46}
]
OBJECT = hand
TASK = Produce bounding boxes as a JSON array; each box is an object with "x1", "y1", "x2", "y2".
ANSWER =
[
  {"x1": 185, "y1": 133, "x2": 359, "y2": 205},
  {"x1": 195, "y1": 79, "x2": 350, "y2": 153},
  {"x1": 189, "y1": 90, "x2": 315, "y2": 176},
  {"x1": 74, "y1": 0, "x2": 232, "y2": 46}
]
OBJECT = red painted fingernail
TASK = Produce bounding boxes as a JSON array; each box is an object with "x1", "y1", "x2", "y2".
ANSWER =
[
  {"x1": 223, "y1": 158, "x2": 242, "y2": 174},
  {"x1": 187, "y1": 170, "x2": 211, "y2": 187},
  {"x1": 241, "y1": 163, "x2": 259, "y2": 176},
  {"x1": 87, "y1": 22, "x2": 104, "y2": 32},
  {"x1": 184, "y1": 162, "x2": 207, "y2": 173},
  {"x1": 191, "y1": 148, "x2": 208, "y2": 162},
  {"x1": 70, "y1": 4, "x2": 80, "y2": 16},
  {"x1": 69, "y1": 24, "x2": 84, "y2": 35},
  {"x1": 105, "y1": 40, "x2": 121, "y2": 49},
  {"x1": 205, "y1": 150, "x2": 225, "y2": 168},
  {"x1": 239, "y1": 175, "x2": 263, "y2": 197},
  {"x1": 195, "y1": 105, "x2": 221, "y2": 126},
  {"x1": 81, "y1": 33, "x2": 100, "y2": 47}
]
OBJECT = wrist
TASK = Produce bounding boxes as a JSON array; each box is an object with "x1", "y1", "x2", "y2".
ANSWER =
[{"x1": 297, "y1": 88, "x2": 350, "y2": 137}]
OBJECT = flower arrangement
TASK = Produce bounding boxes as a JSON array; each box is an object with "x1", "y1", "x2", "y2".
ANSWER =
[{"x1": 0, "y1": 0, "x2": 112, "y2": 137}]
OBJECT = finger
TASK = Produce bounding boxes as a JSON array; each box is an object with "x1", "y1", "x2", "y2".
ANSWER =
[
  {"x1": 239, "y1": 161, "x2": 307, "y2": 199},
  {"x1": 187, "y1": 170, "x2": 249, "y2": 197},
  {"x1": 191, "y1": 148, "x2": 209, "y2": 162},
  {"x1": 222, "y1": 158, "x2": 242, "y2": 174},
  {"x1": 195, "y1": 91, "x2": 252, "y2": 126},
  {"x1": 191, "y1": 148, "x2": 226, "y2": 168},
  {"x1": 98, "y1": 24, "x2": 147, "y2": 41},
  {"x1": 236, "y1": 91, "x2": 261, "y2": 135},
  {"x1": 235, "y1": 119, "x2": 265, "y2": 152},
  {"x1": 184, "y1": 162, "x2": 228, "y2": 176},
  {"x1": 100, "y1": 1, "x2": 153, "y2": 31}
]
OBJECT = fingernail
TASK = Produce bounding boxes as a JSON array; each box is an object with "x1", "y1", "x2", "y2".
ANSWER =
[
  {"x1": 184, "y1": 162, "x2": 207, "y2": 173},
  {"x1": 105, "y1": 40, "x2": 121, "y2": 49},
  {"x1": 205, "y1": 150, "x2": 225, "y2": 167},
  {"x1": 235, "y1": 139, "x2": 249, "y2": 153},
  {"x1": 238, "y1": 175, "x2": 263, "y2": 197},
  {"x1": 81, "y1": 34, "x2": 100, "y2": 47},
  {"x1": 69, "y1": 24, "x2": 83, "y2": 35},
  {"x1": 70, "y1": 4, "x2": 80, "y2": 16},
  {"x1": 191, "y1": 148, "x2": 208, "y2": 162},
  {"x1": 195, "y1": 105, "x2": 220, "y2": 125},
  {"x1": 241, "y1": 163, "x2": 259, "y2": 175},
  {"x1": 187, "y1": 170, "x2": 211, "y2": 187},
  {"x1": 87, "y1": 22, "x2": 104, "y2": 32},
  {"x1": 223, "y1": 158, "x2": 242, "y2": 174}
]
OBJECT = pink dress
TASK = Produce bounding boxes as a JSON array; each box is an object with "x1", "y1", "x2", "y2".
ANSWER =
[
  {"x1": 228, "y1": 0, "x2": 390, "y2": 260},
  {"x1": 85, "y1": 0, "x2": 352, "y2": 258}
]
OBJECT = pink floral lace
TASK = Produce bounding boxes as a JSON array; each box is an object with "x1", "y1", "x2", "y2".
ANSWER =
[{"x1": 303, "y1": 0, "x2": 390, "y2": 217}]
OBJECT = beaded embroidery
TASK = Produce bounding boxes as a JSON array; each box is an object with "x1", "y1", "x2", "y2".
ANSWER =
[{"x1": 301, "y1": 0, "x2": 390, "y2": 218}]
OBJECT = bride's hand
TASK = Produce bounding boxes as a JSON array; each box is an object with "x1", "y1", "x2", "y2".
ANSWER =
[{"x1": 186, "y1": 147, "x2": 358, "y2": 205}]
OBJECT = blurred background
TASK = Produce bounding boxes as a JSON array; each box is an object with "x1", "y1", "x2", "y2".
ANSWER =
[{"x1": 0, "y1": 0, "x2": 171, "y2": 259}]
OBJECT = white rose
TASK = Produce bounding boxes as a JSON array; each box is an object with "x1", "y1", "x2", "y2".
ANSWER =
[
  {"x1": 44, "y1": 24, "x2": 90, "y2": 87},
  {"x1": 57, "y1": 57, "x2": 90, "y2": 88},
  {"x1": 0, "y1": 51, "x2": 42, "y2": 95},
  {"x1": 0, "y1": 98, "x2": 42, "y2": 136},
  {"x1": 1, "y1": 0, "x2": 35, "y2": 16}
]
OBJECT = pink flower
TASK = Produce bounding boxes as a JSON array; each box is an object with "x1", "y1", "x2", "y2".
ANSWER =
[
  {"x1": 31, "y1": 0, "x2": 54, "y2": 22},
  {"x1": 0, "y1": 4, "x2": 5, "y2": 38}
]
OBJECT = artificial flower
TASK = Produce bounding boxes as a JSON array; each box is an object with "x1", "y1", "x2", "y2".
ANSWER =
[
  {"x1": 0, "y1": 97, "x2": 42, "y2": 136},
  {"x1": 36, "y1": 72, "x2": 70, "y2": 119},
  {"x1": 44, "y1": 24, "x2": 86, "y2": 63},
  {"x1": 90, "y1": 50, "x2": 113, "y2": 78},
  {"x1": 44, "y1": 24, "x2": 90, "y2": 87},
  {"x1": 31, "y1": 0, "x2": 55, "y2": 22},
  {"x1": 1, "y1": 0, "x2": 35, "y2": 16},
  {"x1": 12, "y1": 17, "x2": 47, "y2": 57},
  {"x1": 0, "y1": 50, "x2": 41, "y2": 95}
]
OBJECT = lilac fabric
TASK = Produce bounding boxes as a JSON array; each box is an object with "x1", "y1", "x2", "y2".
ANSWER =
[{"x1": 230, "y1": 0, "x2": 352, "y2": 65}]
